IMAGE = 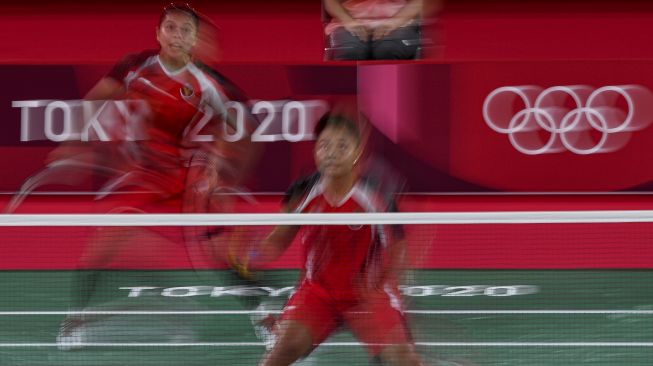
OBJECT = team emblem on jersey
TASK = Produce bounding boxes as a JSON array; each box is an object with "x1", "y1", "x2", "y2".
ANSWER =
[{"x1": 180, "y1": 84, "x2": 195, "y2": 98}]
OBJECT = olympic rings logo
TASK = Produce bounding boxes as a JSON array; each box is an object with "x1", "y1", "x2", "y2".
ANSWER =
[{"x1": 482, "y1": 85, "x2": 653, "y2": 155}]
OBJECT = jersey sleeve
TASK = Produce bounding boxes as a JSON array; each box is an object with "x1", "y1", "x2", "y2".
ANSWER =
[
  {"x1": 194, "y1": 61, "x2": 266, "y2": 136},
  {"x1": 282, "y1": 172, "x2": 321, "y2": 210},
  {"x1": 105, "y1": 49, "x2": 158, "y2": 84},
  {"x1": 362, "y1": 174, "x2": 406, "y2": 241},
  {"x1": 205, "y1": 82, "x2": 228, "y2": 118},
  {"x1": 192, "y1": 64, "x2": 230, "y2": 119},
  {"x1": 387, "y1": 197, "x2": 406, "y2": 241},
  {"x1": 194, "y1": 61, "x2": 250, "y2": 102}
]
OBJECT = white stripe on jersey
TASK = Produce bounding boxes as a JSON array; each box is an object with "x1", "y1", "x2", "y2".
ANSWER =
[
  {"x1": 134, "y1": 77, "x2": 178, "y2": 100},
  {"x1": 384, "y1": 282, "x2": 404, "y2": 312},
  {"x1": 155, "y1": 55, "x2": 190, "y2": 77},
  {"x1": 293, "y1": 179, "x2": 390, "y2": 252},
  {"x1": 305, "y1": 245, "x2": 316, "y2": 281},
  {"x1": 187, "y1": 62, "x2": 228, "y2": 118},
  {"x1": 351, "y1": 183, "x2": 389, "y2": 248},
  {"x1": 293, "y1": 180, "x2": 325, "y2": 214},
  {"x1": 124, "y1": 55, "x2": 159, "y2": 88},
  {"x1": 292, "y1": 178, "x2": 394, "y2": 284}
]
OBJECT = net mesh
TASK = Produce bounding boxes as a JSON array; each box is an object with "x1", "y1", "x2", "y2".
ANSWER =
[{"x1": 0, "y1": 212, "x2": 652, "y2": 366}]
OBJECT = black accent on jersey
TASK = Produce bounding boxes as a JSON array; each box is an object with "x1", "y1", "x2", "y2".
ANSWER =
[
  {"x1": 283, "y1": 171, "x2": 403, "y2": 240},
  {"x1": 358, "y1": 174, "x2": 406, "y2": 240},
  {"x1": 282, "y1": 171, "x2": 404, "y2": 212},
  {"x1": 283, "y1": 171, "x2": 321, "y2": 207},
  {"x1": 194, "y1": 61, "x2": 250, "y2": 103},
  {"x1": 194, "y1": 60, "x2": 267, "y2": 136},
  {"x1": 106, "y1": 49, "x2": 159, "y2": 83}
]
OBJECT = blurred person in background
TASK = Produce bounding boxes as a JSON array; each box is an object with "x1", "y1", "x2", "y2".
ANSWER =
[{"x1": 324, "y1": 0, "x2": 442, "y2": 60}]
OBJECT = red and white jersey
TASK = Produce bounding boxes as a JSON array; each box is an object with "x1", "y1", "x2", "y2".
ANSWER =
[
  {"x1": 107, "y1": 50, "x2": 228, "y2": 161},
  {"x1": 95, "y1": 50, "x2": 232, "y2": 198},
  {"x1": 286, "y1": 172, "x2": 402, "y2": 300}
]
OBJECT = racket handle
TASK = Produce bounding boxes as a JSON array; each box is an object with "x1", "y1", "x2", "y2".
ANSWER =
[{"x1": 227, "y1": 249, "x2": 259, "y2": 280}]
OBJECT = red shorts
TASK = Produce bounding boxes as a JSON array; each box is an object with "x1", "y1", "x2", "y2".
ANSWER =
[{"x1": 280, "y1": 281, "x2": 411, "y2": 355}]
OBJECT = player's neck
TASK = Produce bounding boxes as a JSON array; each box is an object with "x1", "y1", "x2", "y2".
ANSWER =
[
  {"x1": 323, "y1": 174, "x2": 357, "y2": 203},
  {"x1": 159, "y1": 53, "x2": 190, "y2": 72}
]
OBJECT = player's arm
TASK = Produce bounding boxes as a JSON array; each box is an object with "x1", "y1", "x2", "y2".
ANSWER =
[
  {"x1": 85, "y1": 51, "x2": 150, "y2": 100},
  {"x1": 46, "y1": 69, "x2": 126, "y2": 164},
  {"x1": 385, "y1": 236, "x2": 408, "y2": 282},
  {"x1": 226, "y1": 205, "x2": 299, "y2": 280},
  {"x1": 192, "y1": 70, "x2": 260, "y2": 189},
  {"x1": 258, "y1": 173, "x2": 320, "y2": 262},
  {"x1": 194, "y1": 65, "x2": 247, "y2": 171},
  {"x1": 228, "y1": 174, "x2": 316, "y2": 278},
  {"x1": 84, "y1": 77, "x2": 125, "y2": 100},
  {"x1": 383, "y1": 201, "x2": 409, "y2": 282},
  {"x1": 256, "y1": 207, "x2": 300, "y2": 263},
  {"x1": 243, "y1": 194, "x2": 302, "y2": 266},
  {"x1": 195, "y1": 61, "x2": 249, "y2": 133}
]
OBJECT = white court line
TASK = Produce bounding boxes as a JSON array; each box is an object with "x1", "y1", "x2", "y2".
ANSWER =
[
  {"x1": 1, "y1": 342, "x2": 652, "y2": 348},
  {"x1": 1, "y1": 310, "x2": 653, "y2": 315}
]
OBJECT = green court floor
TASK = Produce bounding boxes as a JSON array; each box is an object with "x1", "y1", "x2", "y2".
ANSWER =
[{"x1": 1, "y1": 270, "x2": 651, "y2": 365}]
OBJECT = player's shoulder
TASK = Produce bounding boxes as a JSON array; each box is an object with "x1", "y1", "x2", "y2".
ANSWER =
[
  {"x1": 107, "y1": 49, "x2": 159, "y2": 82},
  {"x1": 121, "y1": 49, "x2": 158, "y2": 65},
  {"x1": 283, "y1": 171, "x2": 321, "y2": 206},
  {"x1": 356, "y1": 174, "x2": 389, "y2": 202},
  {"x1": 192, "y1": 60, "x2": 249, "y2": 102},
  {"x1": 192, "y1": 60, "x2": 221, "y2": 82},
  {"x1": 355, "y1": 174, "x2": 400, "y2": 213},
  {"x1": 358, "y1": 174, "x2": 382, "y2": 191}
]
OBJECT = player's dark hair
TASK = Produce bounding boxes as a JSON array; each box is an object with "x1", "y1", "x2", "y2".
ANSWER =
[
  {"x1": 159, "y1": 3, "x2": 200, "y2": 29},
  {"x1": 314, "y1": 113, "x2": 360, "y2": 144}
]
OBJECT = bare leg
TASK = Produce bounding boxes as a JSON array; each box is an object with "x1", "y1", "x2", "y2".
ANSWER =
[
  {"x1": 259, "y1": 320, "x2": 314, "y2": 366},
  {"x1": 380, "y1": 342, "x2": 425, "y2": 366}
]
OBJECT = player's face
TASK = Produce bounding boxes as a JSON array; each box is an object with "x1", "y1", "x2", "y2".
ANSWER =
[
  {"x1": 156, "y1": 12, "x2": 198, "y2": 61},
  {"x1": 315, "y1": 126, "x2": 360, "y2": 178}
]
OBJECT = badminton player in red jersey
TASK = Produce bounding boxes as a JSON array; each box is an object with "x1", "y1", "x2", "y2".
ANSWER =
[
  {"x1": 56, "y1": 3, "x2": 255, "y2": 349},
  {"x1": 84, "y1": 3, "x2": 233, "y2": 201},
  {"x1": 252, "y1": 113, "x2": 425, "y2": 366},
  {"x1": 37, "y1": 2, "x2": 246, "y2": 209}
]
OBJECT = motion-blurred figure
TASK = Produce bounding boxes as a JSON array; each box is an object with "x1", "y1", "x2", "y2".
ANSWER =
[
  {"x1": 323, "y1": 0, "x2": 442, "y2": 60},
  {"x1": 229, "y1": 110, "x2": 424, "y2": 365},
  {"x1": 52, "y1": 3, "x2": 258, "y2": 350}
]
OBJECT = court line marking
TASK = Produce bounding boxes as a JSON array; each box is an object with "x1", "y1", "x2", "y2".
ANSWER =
[
  {"x1": 1, "y1": 342, "x2": 652, "y2": 348},
  {"x1": 1, "y1": 310, "x2": 652, "y2": 315}
]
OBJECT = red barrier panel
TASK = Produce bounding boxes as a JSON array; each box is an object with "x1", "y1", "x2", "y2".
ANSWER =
[{"x1": 5, "y1": 1, "x2": 653, "y2": 63}]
